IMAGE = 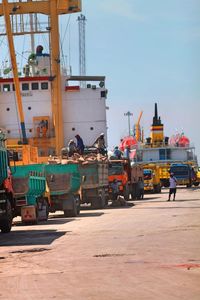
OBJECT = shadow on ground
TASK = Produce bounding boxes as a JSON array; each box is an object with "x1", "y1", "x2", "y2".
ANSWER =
[{"x1": 0, "y1": 229, "x2": 67, "y2": 247}]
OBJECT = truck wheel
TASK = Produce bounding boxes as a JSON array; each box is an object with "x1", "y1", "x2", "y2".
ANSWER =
[
  {"x1": 63, "y1": 196, "x2": 78, "y2": 217},
  {"x1": 193, "y1": 182, "x2": 199, "y2": 187},
  {"x1": 43, "y1": 199, "x2": 49, "y2": 221},
  {"x1": 91, "y1": 193, "x2": 106, "y2": 209},
  {"x1": 37, "y1": 198, "x2": 49, "y2": 222},
  {"x1": 123, "y1": 184, "x2": 130, "y2": 201},
  {"x1": 0, "y1": 199, "x2": 12, "y2": 233},
  {"x1": 76, "y1": 195, "x2": 81, "y2": 215},
  {"x1": 154, "y1": 184, "x2": 161, "y2": 193}
]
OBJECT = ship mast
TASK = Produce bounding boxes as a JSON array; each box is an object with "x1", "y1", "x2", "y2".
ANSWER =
[{"x1": 0, "y1": 0, "x2": 82, "y2": 154}]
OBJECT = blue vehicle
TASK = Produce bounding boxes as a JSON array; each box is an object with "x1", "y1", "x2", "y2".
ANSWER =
[{"x1": 169, "y1": 163, "x2": 195, "y2": 187}]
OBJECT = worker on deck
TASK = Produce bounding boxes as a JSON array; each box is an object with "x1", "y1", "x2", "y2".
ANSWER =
[
  {"x1": 93, "y1": 133, "x2": 107, "y2": 155},
  {"x1": 123, "y1": 145, "x2": 131, "y2": 160},
  {"x1": 75, "y1": 134, "x2": 85, "y2": 155},
  {"x1": 68, "y1": 139, "x2": 77, "y2": 157},
  {"x1": 113, "y1": 146, "x2": 122, "y2": 159}
]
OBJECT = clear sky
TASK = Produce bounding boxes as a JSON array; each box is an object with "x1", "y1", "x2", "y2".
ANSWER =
[
  {"x1": 0, "y1": 0, "x2": 199, "y2": 161},
  {"x1": 66, "y1": 0, "x2": 200, "y2": 162}
]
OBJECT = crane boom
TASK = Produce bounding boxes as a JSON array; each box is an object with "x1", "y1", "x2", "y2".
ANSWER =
[
  {"x1": 2, "y1": 0, "x2": 27, "y2": 144},
  {"x1": 135, "y1": 111, "x2": 143, "y2": 142},
  {"x1": 0, "y1": 0, "x2": 82, "y2": 154}
]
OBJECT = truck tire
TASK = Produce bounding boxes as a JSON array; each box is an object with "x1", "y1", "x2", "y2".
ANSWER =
[
  {"x1": 131, "y1": 185, "x2": 136, "y2": 200},
  {"x1": 123, "y1": 184, "x2": 130, "y2": 201},
  {"x1": 0, "y1": 199, "x2": 12, "y2": 233},
  {"x1": 154, "y1": 184, "x2": 161, "y2": 193},
  {"x1": 193, "y1": 182, "x2": 199, "y2": 187},
  {"x1": 63, "y1": 196, "x2": 79, "y2": 217},
  {"x1": 91, "y1": 192, "x2": 106, "y2": 209}
]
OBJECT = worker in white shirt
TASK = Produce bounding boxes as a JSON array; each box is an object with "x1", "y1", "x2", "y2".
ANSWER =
[{"x1": 167, "y1": 173, "x2": 177, "y2": 201}]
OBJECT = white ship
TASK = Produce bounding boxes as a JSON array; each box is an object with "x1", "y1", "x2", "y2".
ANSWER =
[{"x1": 0, "y1": 0, "x2": 108, "y2": 160}]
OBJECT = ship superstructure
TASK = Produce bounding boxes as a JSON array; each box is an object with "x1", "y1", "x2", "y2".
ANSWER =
[
  {"x1": 0, "y1": 0, "x2": 108, "y2": 160},
  {"x1": 133, "y1": 103, "x2": 197, "y2": 167}
]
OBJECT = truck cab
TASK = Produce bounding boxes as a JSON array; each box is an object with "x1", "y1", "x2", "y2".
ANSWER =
[
  {"x1": 108, "y1": 160, "x2": 129, "y2": 200},
  {"x1": 143, "y1": 165, "x2": 161, "y2": 193},
  {"x1": 170, "y1": 163, "x2": 194, "y2": 187}
]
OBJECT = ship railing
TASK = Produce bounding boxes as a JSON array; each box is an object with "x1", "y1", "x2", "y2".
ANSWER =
[{"x1": 136, "y1": 143, "x2": 195, "y2": 150}]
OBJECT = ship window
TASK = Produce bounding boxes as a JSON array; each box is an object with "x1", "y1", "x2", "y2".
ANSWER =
[
  {"x1": 32, "y1": 82, "x2": 39, "y2": 90},
  {"x1": 90, "y1": 127, "x2": 94, "y2": 130},
  {"x1": 72, "y1": 127, "x2": 75, "y2": 131},
  {"x1": 41, "y1": 82, "x2": 48, "y2": 90},
  {"x1": 28, "y1": 106, "x2": 31, "y2": 110},
  {"x1": 101, "y1": 91, "x2": 106, "y2": 98},
  {"x1": 3, "y1": 84, "x2": 10, "y2": 92},
  {"x1": 22, "y1": 83, "x2": 29, "y2": 91},
  {"x1": 6, "y1": 107, "x2": 10, "y2": 111},
  {"x1": 159, "y1": 149, "x2": 171, "y2": 160},
  {"x1": 29, "y1": 129, "x2": 32, "y2": 133},
  {"x1": 7, "y1": 130, "x2": 10, "y2": 134}
]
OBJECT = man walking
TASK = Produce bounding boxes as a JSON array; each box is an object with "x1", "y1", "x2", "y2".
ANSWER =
[{"x1": 168, "y1": 173, "x2": 177, "y2": 201}]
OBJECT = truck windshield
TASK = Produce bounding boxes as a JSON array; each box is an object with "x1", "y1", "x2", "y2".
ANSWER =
[
  {"x1": 170, "y1": 166, "x2": 189, "y2": 176},
  {"x1": 108, "y1": 163, "x2": 123, "y2": 175},
  {"x1": 144, "y1": 170, "x2": 152, "y2": 180}
]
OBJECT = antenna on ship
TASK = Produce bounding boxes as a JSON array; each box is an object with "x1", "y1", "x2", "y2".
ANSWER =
[{"x1": 77, "y1": 14, "x2": 86, "y2": 88}]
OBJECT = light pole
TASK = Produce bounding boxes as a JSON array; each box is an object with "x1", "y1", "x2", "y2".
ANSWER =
[{"x1": 124, "y1": 111, "x2": 133, "y2": 136}]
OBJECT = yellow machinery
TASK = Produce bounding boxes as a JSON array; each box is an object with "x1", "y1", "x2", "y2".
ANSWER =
[
  {"x1": 143, "y1": 164, "x2": 161, "y2": 193},
  {"x1": 150, "y1": 103, "x2": 164, "y2": 147},
  {"x1": 0, "y1": 0, "x2": 81, "y2": 162},
  {"x1": 158, "y1": 164, "x2": 170, "y2": 187}
]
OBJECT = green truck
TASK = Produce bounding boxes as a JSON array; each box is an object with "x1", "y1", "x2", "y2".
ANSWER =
[
  {"x1": 11, "y1": 164, "x2": 49, "y2": 224},
  {"x1": 79, "y1": 160, "x2": 109, "y2": 209},
  {"x1": 0, "y1": 132, "x2": 15, "y2": 233},
  {"x1": 45, "y1": 163, "x2": 81, "y2": 217}
]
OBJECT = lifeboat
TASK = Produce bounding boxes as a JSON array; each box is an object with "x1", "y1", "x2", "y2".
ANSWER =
[{"x1": 119, "y1": 136, "x2": 137, "y2": 151}]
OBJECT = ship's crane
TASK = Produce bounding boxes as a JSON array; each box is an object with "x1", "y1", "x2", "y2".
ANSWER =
[
  {"x1": 135, "y1": 111, "x2": 143, "y2": 142},
  {"x1": 0, "y1": 0, "x2": 81, "y2": 154}
]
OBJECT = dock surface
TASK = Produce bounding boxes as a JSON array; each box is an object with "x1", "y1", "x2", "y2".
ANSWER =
[{"x1": 0, "y1": 187, "x2": 200, "y2": 300}]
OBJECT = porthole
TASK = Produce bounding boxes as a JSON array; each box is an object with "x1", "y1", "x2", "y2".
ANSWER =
[
  {"x1": 90, "y1": 127, "x2": 94, "y2": 130},
  {"x1": 72, "y1": 127, "x2": 75, "y2": 131},
  {"x1": 41, "y1": 82, "x2": 48, "y2": 90},
  {"x1": 3, "y1": 84, "x2": 10, "y2": 92},
  {"x1": 7, "y1": 130, "x2": 10, "y2": 134},
  {"x1": 32, "y1": 82, "x2": 39, "y2": 90},
  {"x1": 28, "y1": 106, "x2": 31, "y2": 110},
  {"x1": 29, "y1": 129, "x2": 32, "y2": 133},
  {"x1": 6, "y1": 107, "x2": 10, "y2": 111},
  {"x1": 22, "y1": 83, "x2": 29, "y2": 91}
]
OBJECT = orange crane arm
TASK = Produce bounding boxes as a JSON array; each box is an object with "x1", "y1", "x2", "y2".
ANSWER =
[
  {"x1": 1, "y1": 0, "x2": 81, "y2": 154},
  {"x1": 2, "y1": 0, "x2": 27, "y2": 144},
  {"x1": 135, "y1": 111, "x2": 143, "y2": 142}
]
